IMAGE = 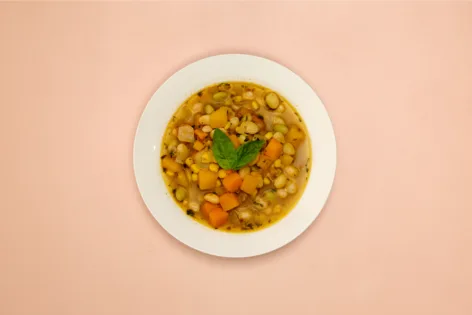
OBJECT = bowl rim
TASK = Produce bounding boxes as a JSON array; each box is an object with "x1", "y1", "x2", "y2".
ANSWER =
[{"x1": 133, "y1": 54, "x2": 336, "y2": 258}]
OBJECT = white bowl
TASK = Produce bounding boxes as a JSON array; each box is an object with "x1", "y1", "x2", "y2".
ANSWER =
[{"x1": 134, "y1": 54, "x2": 336, "y2": 258}]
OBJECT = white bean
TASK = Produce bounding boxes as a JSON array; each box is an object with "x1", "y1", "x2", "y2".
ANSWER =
[
  {"x1": 286, "y1": 181, "x2": 297, "y2": 194},
  {"x1": 230, "y1": 116, "x2": 240, "y2": 128},
  {"x1": 284, "y1": 165, "x2": 299, "y2": 177},
  {"x1": 277, "y1": 188, "x2": 288, "y2": 198},
  {"x1": 265, "y1": 92, "x2": 280, "y2": 109},
  {"x1": 188, "y1": 202, "x2": 200, "y2": 212},
  {"x1": 202, "y1": 125, "x2": 212, "y2": 133},
  {"x1": 242, "y1": 121, "x2": 259, "y2": 134},
  {"x1": 274, "y1": 174, "x2": 287, "y2": 189},
  {"x1": 199, "y1": 115, "x2": 210, "y2": 125},
  {"x1": 254, "y1": 196, "x2": 268, "y2": 209},
  {"x1": 204, "y1": 193, "x2": 220, "y2": 204}
]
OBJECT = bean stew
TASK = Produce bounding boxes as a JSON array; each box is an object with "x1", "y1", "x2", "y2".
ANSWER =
[{"x1": 160, "y1": 82, "x2": 311, "y2": 232}]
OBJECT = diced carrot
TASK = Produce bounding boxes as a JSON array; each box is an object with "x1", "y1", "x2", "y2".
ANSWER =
[
  {"x1": 201, "y1": 202, "x2": 219, "y2": 218},
  {"x1": 208, "y1": 208, "x2": 228, "y2": 228},
  {"x1": 222, "y1": 173, "x2": 243, "y2": 192},
  {"x1": 219, "y1": 193, "x2": 240, "y2": 211},
  {"x1": 229, "y1": 134, "x2": 240, "y2": 149},
  {"x1": 240, "y1": 174, "x2": 259, "y2": 195},
  {"x1": 162, "y1": 156, "x2": 182, "y2": 172},
  {"x1": 263, "y1": 139, "x2": 283, "y2": 160},
  {"x1": 195, "y1": 129, "x2": 207, "y2": 140},
  {"x1": 198, "y1": 169, "x2": 218, "y2": 190}
]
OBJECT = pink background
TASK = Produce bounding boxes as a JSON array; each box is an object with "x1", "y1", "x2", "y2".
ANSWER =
[{"x1": 1, "y1": 2, "x2": 472, "y2": 315}]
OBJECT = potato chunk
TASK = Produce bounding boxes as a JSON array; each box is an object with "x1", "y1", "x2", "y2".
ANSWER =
[{"x1": 177, "y1": 125, "x2": 195, "y2": 143}]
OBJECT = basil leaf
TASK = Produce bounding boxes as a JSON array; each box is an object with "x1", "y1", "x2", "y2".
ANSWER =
[
  {"x1": 212, "y1": 129, "x2": 237, "y2": 169},
  {"x1": 233, "y1": 140, "x2": 265, "y2": 170}
]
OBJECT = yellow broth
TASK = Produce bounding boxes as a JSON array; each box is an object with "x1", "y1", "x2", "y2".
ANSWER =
[{"x1": 160, "y1": 82, "x2": 311, "y2": 232}]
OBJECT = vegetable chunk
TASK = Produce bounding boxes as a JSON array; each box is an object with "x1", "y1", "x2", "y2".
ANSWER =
[
  {"x1": 208, "y1": 208, "x2": 228, "y2": 228},
  {"x1": 210, "y1": 107, "x2": 228, "y2": 128},
  {"x1": 162, "y1": 156, "x2": 182, "y2": 172},
  {"x1": 219, "y1": 193, "x2": 240, "y2": 211},
  {"x1": 201, "y1": 202, "x2": 220, "y2": 218},
  {"x1": 177, "y1": 125, "x2": 195, "y2": 142},
  {"x1": 222, "y1": 173, "x2": 243, "y2": 192},
  {"x1": 263, "y1": 139, "x2": 283, "y2": 160},
  {"x1": 198, "y1": 169, "x2": 218, "y2": 190},
  {"x1": 285, "y1": 125, "x2": 306, "y2": 148},
  {"x1": 240, "y1": 174, "x2": 259, "y2": 195}
]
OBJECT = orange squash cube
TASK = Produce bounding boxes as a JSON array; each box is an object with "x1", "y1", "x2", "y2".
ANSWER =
[
  {"x1": 219, "y1": 193, "x2": 240, "y2": 211},
  {"x1": 263, "y1": 139, "x2": 283, "y2": 160},
  {"x1": 240, "y1": 174, "x2": 259, "y2": 195}
]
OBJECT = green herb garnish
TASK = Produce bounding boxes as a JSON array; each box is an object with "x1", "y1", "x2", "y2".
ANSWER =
[{"x1": 212, "y1": 129, "x2": 264, "y2": 170}]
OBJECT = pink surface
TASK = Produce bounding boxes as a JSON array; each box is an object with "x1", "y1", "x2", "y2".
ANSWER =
[{"x1": 1, "y1": 2, "x2": 472, "y2": 315}]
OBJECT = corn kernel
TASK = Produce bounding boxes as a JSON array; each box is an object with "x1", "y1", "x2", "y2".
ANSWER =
[
  {"x1": 191, "y1": 173, "x2": 198, "y2": 182},
  {"x1": 274, "y1": 159, "x2": 282, "y2": 168},
  {"x1": 190, "y1": 164, "x2": 200, "y2": 173},
  {"x1": 166, "y1": 170, "x2": 175, "y2": 177},
  {"x1": 193, "y1": 140, "x2": 204, "y2": 151},
  {"x1": 264, "y1": 132, "x2": 273, "y2": 140},
  {"x1": 233, "y1": 96, "x2": 242, "y2": 103},
  {"x1": 185, "y1": 157, "x2": 194, "y2": 167},
  {"x1": 218, "y1": 169, "x2": 227, "y2": 179},
  {"x1": 263, "y1": 177, "x2": 271, "y2": 185},
  {"x1": 252, "y1": 101, "x2": 259, "y2": 110},
  {"x1": 224, "y1": 122, "x2": 231, "y2": 130},
  {"x1": 209, "y1": 163, "x2": 219, "y2": 172},
  {"x1": 238, "y1": 134, "x2": 247, "y2": 144},
  {"x1": 216, "y1": 179, "x2": 222, "y2": 187},
  {"x1": 276, "y1": 104, "x2": 286, "y2": 113},
  {"x1": 201, "y1": 152, "x2": 210, "y2": 163}
]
